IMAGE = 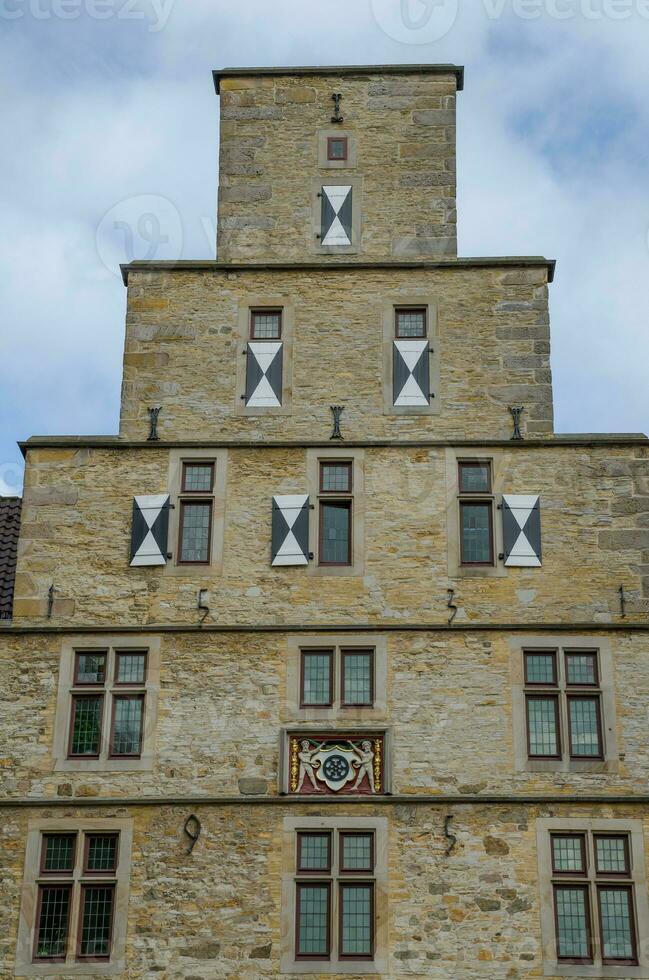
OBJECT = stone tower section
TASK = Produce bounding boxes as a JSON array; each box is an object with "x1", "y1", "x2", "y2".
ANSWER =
[{"x1": 214, "y1": 65, "x2": 462, "y2": 263}]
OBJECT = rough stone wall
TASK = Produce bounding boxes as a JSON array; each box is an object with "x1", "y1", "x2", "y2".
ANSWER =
[
  {"x1": 1, "y1": 629, "x2": 649, "y2": 800},
  {"x1": 2, "y1": 801, "x2": 649, "y2": 978},
  {"x1": 12, "y1": 443, "x2": 649, "y2": 626},
  {"x1": 216, "y1": 71, "x2": 458, "y2": 262},
  {"x1": 119, "y1": 266, "x2": 553, "y2": 441}
]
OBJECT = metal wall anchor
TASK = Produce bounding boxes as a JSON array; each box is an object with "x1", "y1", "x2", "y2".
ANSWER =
[
  {"x1": 509, "y1": 406, "x2": 524, "y2": 441},
  {"x1": 330, "y1": 405, "x2": 344, "y2": 440},
  {"x1": 147, "y1": 407, "x2": 161, "y2": 441},
  {"x1": 183, "y1": 814, "x2": 202, "y2": 854},
  {"x1": 331, "y1": 93, "x2": 344, "y2": 124}
]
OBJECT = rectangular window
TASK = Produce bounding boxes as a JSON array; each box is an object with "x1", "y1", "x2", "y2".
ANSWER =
[
  {"x1": 301, "y1": 651, "x2": 334, "y2": 707},
  {"x1": 251, "y1": 309, "x2": 282, "y2": 340},
  {"x1": 320, "y1": 502, "x2": 351, "y2": 566},
  {"x1": 395, "y1": 307, "x2": 426, "y2": 339},
  {"x1": 177, "y1": 460, "x2": 216, "y2": 565},
  {"x1": 296, "y1": 883, "x2": 331, "y2": 958},
  {"x1": 65, "y1": 646, "x2": 150, "y2": 763},
  {"x1": 294, "y1": 829, "x2": 376, "y2": 964},
  {"x1": 327, "y1": 136, "x2": 348, "y2": 161},
  {"x1": 320, "y1": 462, "x2": 352, "y2": 494},
  {"x1": 458, "y1": 461, "x2": 494, "y2": 567},
  {"x1": 341, "y1": 651, "x2": 374, "y2": 707},
  {"x1": 524, "y1": 649, "x2": 604, "y2": 763},
  {"x1": 29, "y1": 829, "x2": 124, "y2": 967},
  {"x1": 548, "y1": 829, "x2": 639, "y2": 968}
]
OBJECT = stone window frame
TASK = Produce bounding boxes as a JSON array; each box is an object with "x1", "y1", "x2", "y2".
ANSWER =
[
  {"x1": 53, "y1": 635, "x2": 160, "y2": 773},
  {"x1": 511, "y1": 636, "x2": 618, "y2": 774},
  {"x1": 165, "y1": 449, "x2": 228, "y2": 575},
  {"x1": 306, "y1": 449, "x2": 365, "y2": 578},
  {"x1": 382, "y1": 293, "x2": 440, "y2": 417},
  {"x1": 284, "y1": 634, "x2": 388, "y2": 724},
  {"x1": 15, "y1": 818, "x2": 133, "y2": 977},
  {"x1": 280, "y1": 816, "x2": 388, "y2": 975},
  {"x1": 536, "y1": 817, "x2": 649, "y2": 978},
  {"x1": 311, "y1": 176, "x2": 362, "y2": 256},
  {"x1": 234, "y1": 296, "x2": 295, "y2": 416},
  {"x1": 445, "y1": 447, "x2": 506, "y2": 579},
  {"x1": 317, "y1": 129, "x2": 358, "y2": 170}
]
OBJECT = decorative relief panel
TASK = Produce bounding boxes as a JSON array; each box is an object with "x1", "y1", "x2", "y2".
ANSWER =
[{"x1": 285, "y1": 732, "x2": 387, "y2": 795}]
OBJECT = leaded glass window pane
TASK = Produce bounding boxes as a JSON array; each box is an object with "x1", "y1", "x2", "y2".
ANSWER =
[
  {"x1": 555, "y1": 886, "x2": 590, "y2": 960},
  {"x1": 302, "y1": 652, "x2": 332, "y2": 706},
  {"x1": 525, "y1": 653, "x2": 556, "y2": 685},
  {"x1": 596, "y1": 837, "x2": 629, "y2": 875},
  {"x1": 321, "y1": 502, "x2": 350, "y2": 565},
  {"x1": 459, "y1": 462, "x2": 491, "y2": 493},
  {"x1": 86, "y1": 835, "x2": 118, "y2": 872},
  {"x1": 552, "y1": 836, "x2": 585, "y2": 874},
  {"x1": 75, "y1": 653, "x2": 106, "y2": 685},
  {"x1": 180, "y1": 502, "x2": 211, "y2": 562},
  {"x1": 79, "y1": 886, "x2": 114, "y2": 958},
  {"x1": 342, "y1": 834, "x2": 373, "y2": 872},
  {"x1": 568, "y1": 698, "x2": 601, "y2": 757},
  {"x1": 320, "y1": 463, "x2": 351, "y2": 493},
  {"x1": 42, "y1": 835, "x2": 76, "y2": 874},
  {"x1": 70, "y1": 696, "x2": 102, "y2": 756},
  {"x1": 297, "y1": 884, "x2": 329, "y2": 956},
  {"x1": 298, "y1": 833, "x2": 330, "y2": 871},
  {"x1": 460, "y1": 503, "x2": 492, "y2": 564},
  {"x1": 116, "y1": 653, "x2": 146, "y2": 685},
  {"x1": 340, "y1": 884, "x2": 372, "y2": 957},
  {"x1": 599, "y1": 888, "x2": 634, "y2": 961},
  {"x1": 35, "y1": 886, "x2": 71, "y2": 959},
  {"x1": 342, "y1": 652, "x2": 372, "y2": 705},
  {"x1": 110, "y1": 697, "x2": 143, "y2": 756},
  {"x1": 566, "y1": 653, "x2": 597, "y2": 686},
  {"x1": 182, "y1": 463, "x2": 214, "y2": 492},
  {"x1": 251, "y1": 311, "x2": 281, "y2": 339},
  {"x1": 527, "y1": 697, "x2": 559, "y2": 757},
  {"x1": 395, "y1": 308, "x2": 426, "y2": 338}
]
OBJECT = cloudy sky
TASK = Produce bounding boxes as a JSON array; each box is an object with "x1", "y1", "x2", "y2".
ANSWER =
[{"x1": 1, "y1": 0, "x2": 648, "y2": 495}]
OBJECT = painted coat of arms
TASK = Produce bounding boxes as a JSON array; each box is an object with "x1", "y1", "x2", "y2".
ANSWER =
[{"x1": 289, "y1": 734, "x2": 384, "y2": 795}]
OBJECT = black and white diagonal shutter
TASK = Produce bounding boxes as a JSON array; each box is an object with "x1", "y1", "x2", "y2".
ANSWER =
[
  {"x1": 393, "y1": 340, "x2": 430, "y2": 407},
  {"x1": 245, "y1": 342, "x2": 283, "y2": 408},
  {"x1": 271, "y1": 495, "x2": 310, "y2": 566},
  {"x1": 130, "y1": 494, "x2": 170, "y2": 567},
  {"x1": 502, "y1": 495, "x2": 542, "y2": 567},
  {"x1": 321, "y1": 185, "x2": 352, "y2": 246}
]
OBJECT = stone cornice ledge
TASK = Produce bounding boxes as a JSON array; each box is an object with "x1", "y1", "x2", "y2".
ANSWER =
[
  {"x1": 212, "y1": 63, "x2": 466, "y2": 94},
  {"x1": 119, "y1": 256, "x2": 556, "y2": 285},
  {"x1": 19, "y1": 434, "x2": 649, "y2": 456},
  {"x1": 3, "y1": 794, "x2": 649, "y2": 809},
  {"x1": 1, "y1": 622, "x2": 647, "y2": 635}
]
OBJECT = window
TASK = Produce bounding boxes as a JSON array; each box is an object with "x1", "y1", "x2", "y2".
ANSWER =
[
  {"x1": 538, "y1": 824, "x2": 649, "y2": 973},
  {"x1": 318, "y1": 461, "x2": 353, "y2": 566},
  {"x1": 524, "y1": 650, "x2": 604, "y2": 761},
  {"x1": 296, "y1": 830, "x2": 374, "y2": 960},
  {"x1": 178, "y1": 461, "x2": 215, "y2": 564},
  {"x1": 458, "y1": 461, "x2": 494, "y2": 566},
  {"x1": 54, "y1": 638, "x2": 160, "y2": 772},
  {"x1": 395, "y1": 307, "x2": 426, "y2": 338},
  {"x1": 300, "y1": 647, "x2": 374, "y2": 709},
  {"x1": 327, "y1": 136, "x2": 348, "y2": 161},
  {"x1": 251, "y1": 308, "x2": 282, "y2": 340},
  {"x1": 15, "y1": 820, "x2": 132, "y2": 976},
  {"x1": 281, "y1": 817, "x2": 387, "y2": 975}
]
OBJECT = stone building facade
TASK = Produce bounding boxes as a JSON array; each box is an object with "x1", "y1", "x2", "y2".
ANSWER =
[{"x1": 1, "y1": 63, "x2": 649, "y2": 979}]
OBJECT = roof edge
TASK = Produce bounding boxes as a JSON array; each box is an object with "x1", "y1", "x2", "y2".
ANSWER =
[
  {"x1": 213, "y1": 63, "x2": 465, "y2": 94},
  {"x1": 121, "y1": 257, "x2": 556, "y2": 286},
  {"x1": 19, "y1": 434, "x2": 649, "y2": 458}
]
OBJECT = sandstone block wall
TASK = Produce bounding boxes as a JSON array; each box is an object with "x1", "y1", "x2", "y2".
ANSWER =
[
  {"x1": 119, "y1": 266, "x2": 554, "y2": 442},
  {"x1": 216, "y1": 70, "x2": 459, "y2": 262}
]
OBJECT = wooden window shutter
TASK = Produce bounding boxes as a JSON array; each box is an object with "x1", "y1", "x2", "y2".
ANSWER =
[
  {"x1": 245, "y1": 342, "x2": 283, "y2": 408},
  {"x1": 320, "y1": 185, "x2": 352, "y2": 246},
  {"x1": 393, "y1": 340, "x2": 430, "y2": 407},
  {"x1": 271, "y1": 495, "x2": 310, "y2": 566},
  {"x1": 502, "y1": 494, "x2": 542, "y2": 567},
  {"x1": 129, "y1": 494, "x2": 170, "y2": 567}
]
